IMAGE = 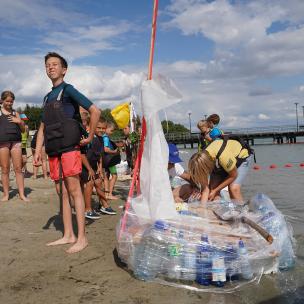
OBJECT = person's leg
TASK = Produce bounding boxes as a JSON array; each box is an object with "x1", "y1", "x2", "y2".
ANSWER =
[
  {"x1": 31, "y1": 148, "x2": 39, "y2": 178},
  {"x1": 228, "y1": 156, "x2": 253, "y2": 203},
  {"x1": 59, "y1": 150, "x2": 87, "y2": 253},
  {"x1": 103, "y1": 169, "x2": 110, "y2": 197},
  {"x1": 209, "y1": 171, "x2": 226, "y2": 201},
  {"x1": 94, "y1": 178, "x2": 109, "y2": 208},
  {"x1": 22, "y1": 148, "x2": 28, "y2": 175},
  {"x1": 11, "y1": 144, "x2": 29, "y2": 201},
  {"x1": 47, "y1": 180, "x2": 77, "y2": 246},
  {"x1": 108, "y1": 166, "x2": 119, "y2": 200},
  {"x1": 0, "y1": 146, "x2": 11, "y2": 201},
  {"x1": 64, "y1": 175, "x2": 88, "y2": 253},
  {"x1": 84, "y1": 180, "x2": 94, "y2": 212}
]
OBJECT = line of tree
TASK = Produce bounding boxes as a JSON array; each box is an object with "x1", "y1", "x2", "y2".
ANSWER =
[
  {"x1": 161, "y1": 120, "x2": 189, "y2": 133},
  {"x1": 17, "y1": 105, "x2": 188, "y2": 136}
]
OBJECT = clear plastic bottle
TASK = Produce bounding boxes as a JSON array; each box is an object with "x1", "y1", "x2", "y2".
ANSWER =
[
  {"x1": 211, "y1": 251, "x2": 226, "y2": 287},
  {"x1": 238, "y1": 240, "x2": 253, "y2": 280},
  {"x1": 196, "y1": 234, "x2": 212, "y2": 286},
  {"x1": 167, "y1": 228, "x2": 183, "y2": 280},
  {"x1": 180, "y1": 231, "x2": 196, "y2": 281},
  {"x1": 134, "y1": 220, "x2": 169, "y2": 281},
  {"x1": 225, "y1": 243, "x2": 239, "y2": 282}
]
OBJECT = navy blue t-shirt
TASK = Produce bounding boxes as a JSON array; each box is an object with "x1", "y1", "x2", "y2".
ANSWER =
[{"x1": 42, "y1": 82, "x2": 93, "y2": 122}]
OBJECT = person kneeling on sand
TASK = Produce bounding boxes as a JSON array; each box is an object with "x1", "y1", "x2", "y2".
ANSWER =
[{"x1": 34, "y1": 52, "x2": 100, "y2": 254}]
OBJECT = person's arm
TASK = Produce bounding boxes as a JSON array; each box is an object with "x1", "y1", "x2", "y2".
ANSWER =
[
  {"x1": 200, "y1": 185, "x2": 210, "y2": 203},
  {"x1": 179, "y1": 171, "x2": 192, "y2": 183},
  {"x1": 204, "y1": 131, "x2": 212, "y2": 142},
  {"x1": 80, "y1": 105, "x2": 100, "y2": 146},
  {"x1": 104, "y1": 146, "x2": 118, "y2": 154},
  {"x1": 208, "y1": 167, "x2": 238, "y2": 201},
  {"x1": 81, "y1": 154, "x2": 95, "y2": 181},
  {"x1": 33, "y1": 123, "x2": 45, "y2": 166}
]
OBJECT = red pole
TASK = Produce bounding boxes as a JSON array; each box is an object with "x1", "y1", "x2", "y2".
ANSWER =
[
  {"x1": 148, "y1": 0, "x2": 159, "y2": 80},
  {"x1": 119, "y1": 0, "x2": 159, "y2": 240}
]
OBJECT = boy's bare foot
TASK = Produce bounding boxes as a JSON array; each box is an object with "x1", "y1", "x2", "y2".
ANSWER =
[
  {"x1": 107, "y1": 195, "x2": 119, "y2": 200},
  {"x1": 20, "y1": 196, "x2": 30, "y2": 202},
  {"x1": 46, "y1": 236, "x2": 77, "y2": 246},
  {"x1": 1, "y1": 196, "x2": 9, "y2": 202},
  {"x1": 66, "y1": 238, "x2": 88, "y2": 254}
]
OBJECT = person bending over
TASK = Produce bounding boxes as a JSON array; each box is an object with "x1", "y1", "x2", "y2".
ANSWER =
[{"x1": 188, "y1": 138, "x2": 253, "y2": 203}]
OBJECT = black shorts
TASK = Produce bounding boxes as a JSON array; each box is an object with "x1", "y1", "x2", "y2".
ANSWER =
[{"x1": 22, "y1": 148, "x2": 27, "y2": 156}]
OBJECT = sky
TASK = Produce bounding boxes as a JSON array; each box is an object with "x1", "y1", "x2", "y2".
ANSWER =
[{"x1": 1, "y1": 0, "x2": 304, "y2": 129}]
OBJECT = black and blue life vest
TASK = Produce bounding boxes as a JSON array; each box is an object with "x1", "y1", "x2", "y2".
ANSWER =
[
  {"x1": 43, "y1": 84, "x2": 83, "y2": 157},
  {"x1": 0, "y1": 107, "x2": 21, "y2": 143}
]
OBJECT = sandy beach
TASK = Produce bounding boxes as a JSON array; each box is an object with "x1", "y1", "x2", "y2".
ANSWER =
[
  {"x1": 1, "y1": 168, "x2": 300, "y2": 304},
  {"x1": 0, "y1": 172, "x2": 220, "y2": 304}
]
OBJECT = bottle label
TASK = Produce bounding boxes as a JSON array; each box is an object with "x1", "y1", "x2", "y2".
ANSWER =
[
  {"x1": 212, "y1": 257, "x2": 226, "y2": 282},
  {"x1": 168, "y1": 244, "x2": 181, "y2": 256}
]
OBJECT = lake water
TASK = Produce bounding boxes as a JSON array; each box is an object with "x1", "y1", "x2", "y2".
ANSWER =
[{"x1": 178, "y1": 143, "x2": 304, "y2": 304}]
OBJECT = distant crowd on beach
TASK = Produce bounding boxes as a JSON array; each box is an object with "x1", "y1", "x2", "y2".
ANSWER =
[{"x1": 0, "y1": 51, "x2": 254, "y2": 254}]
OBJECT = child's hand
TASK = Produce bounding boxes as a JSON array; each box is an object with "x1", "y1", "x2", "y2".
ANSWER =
[
  {"x1": 208, "y1": 189, "x2": 217, "y2": 201},
  {"x1": 8, "y1": 115, "x2": 22, "y2": 124},
  {"x1": 87, "y1": 168, "x2": 95, "y2": 181}
]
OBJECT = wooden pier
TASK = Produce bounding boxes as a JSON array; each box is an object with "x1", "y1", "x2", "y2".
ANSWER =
[{"x1": 165, "y1": 125, "x2": 304, "y2": 148}]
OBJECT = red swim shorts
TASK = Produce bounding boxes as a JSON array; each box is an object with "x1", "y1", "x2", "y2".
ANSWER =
[{"x1": 49, "y1": 150, "x2": 82, "y2": 181}]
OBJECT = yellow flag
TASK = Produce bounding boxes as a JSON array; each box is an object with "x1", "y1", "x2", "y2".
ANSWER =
[{"x1": 111, "y1": 102, "x2": 130, "y2": 129}]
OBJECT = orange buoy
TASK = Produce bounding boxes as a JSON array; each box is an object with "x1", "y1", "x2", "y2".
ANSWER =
[
  {"x1": 284, "y1": 163, "x2": 293, "y2": 168},
  {"x1": 269, "y1": 164, "x2": 277, "y2": 169},
  {"x1": 253, "y1": 165, "x2": 261, "y2": 170}
]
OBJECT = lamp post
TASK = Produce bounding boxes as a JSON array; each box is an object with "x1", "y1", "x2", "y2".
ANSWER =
[
  {"x1": 302, "y1": 105, "x2": 304, "y2": 121},
  {"x1": 187, "y1": 111, "x2": 192, "y2": 134},
  {"x1": 295, "y1": 102, "x2": 299, "y2": 132}
]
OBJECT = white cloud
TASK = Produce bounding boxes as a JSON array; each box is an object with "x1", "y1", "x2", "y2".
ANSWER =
[
  {"x1": 0, "y1": 0, "x2": 84, "y2": 29},
  {"x1": 43, "y1": 23, "x2": 132, "y2": 60},
  {"x1": 258, "y1": 113, "x2": 270, "y2": 120},
  {"x1": 0, "y1": 54, "x2": 145, "y2": 109}
]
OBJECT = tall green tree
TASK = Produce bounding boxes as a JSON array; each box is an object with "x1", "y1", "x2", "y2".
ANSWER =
[
  {"x1": 23, "y1": 104, "x2": 43, "y2": 130},
  {"x1": 161, "y1": 120, "x2": 189, "y2": 133}
]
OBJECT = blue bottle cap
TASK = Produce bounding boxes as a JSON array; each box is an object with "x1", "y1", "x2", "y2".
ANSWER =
[
  {"x1": 153, "y1": 220, "x2": 169, "y2": 230},
  {"x1": 201, "y1": 234, "x2": 208, "y2": 242}
]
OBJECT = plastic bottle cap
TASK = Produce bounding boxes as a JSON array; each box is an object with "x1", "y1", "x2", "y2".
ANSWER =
[{"x1": 201, "y1": 234, "x2": 208, "y2": 242}]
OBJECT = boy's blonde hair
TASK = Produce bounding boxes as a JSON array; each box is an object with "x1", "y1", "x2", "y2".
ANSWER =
[
  {"x1": 197, "y1": 119, "x2": 208, "y2": 130},
  {"x1": 188, "y1": 151, "x2": 214, "y2": 186}
]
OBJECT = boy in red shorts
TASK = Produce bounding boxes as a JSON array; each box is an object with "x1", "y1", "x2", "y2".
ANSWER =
[{"x1": 34, "y1": 52, "x2": 100, "y2": 254}]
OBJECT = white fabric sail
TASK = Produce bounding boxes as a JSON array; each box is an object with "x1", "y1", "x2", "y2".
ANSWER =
[{"x1": 132, "y1": 75, "x2": 182, "y2": 220}]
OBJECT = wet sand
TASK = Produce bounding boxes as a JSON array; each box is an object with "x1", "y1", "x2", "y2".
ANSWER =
[
  {"x1": 0, "y1": 173, "x2": 300, "y2": 304},
  {"x1": 0, "y1": 174, "x2": 212, "y2": 304}
]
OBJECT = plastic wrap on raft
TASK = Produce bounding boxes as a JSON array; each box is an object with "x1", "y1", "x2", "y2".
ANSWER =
[{"x1": 116, "y1": 193, "x2": 296, "y2": 292}]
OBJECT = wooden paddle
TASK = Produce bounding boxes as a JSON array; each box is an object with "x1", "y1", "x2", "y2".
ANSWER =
[{"x1": 213, "y1": 207, "x2": 273, "y2": 244}]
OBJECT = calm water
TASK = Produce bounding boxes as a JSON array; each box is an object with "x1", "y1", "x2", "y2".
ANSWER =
[{"x1": 178, "y1": 144, "x2": 304, "y2": 304}]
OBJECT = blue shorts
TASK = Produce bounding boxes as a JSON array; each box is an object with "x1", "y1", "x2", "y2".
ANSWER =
[{"x1": 233, "y1": 155, "x2": 253, "y2": 185}]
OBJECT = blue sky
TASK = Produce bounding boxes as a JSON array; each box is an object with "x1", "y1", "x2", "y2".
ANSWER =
[{"x1": 1, "y1": 0, "x2": 304, "y2": 128}]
